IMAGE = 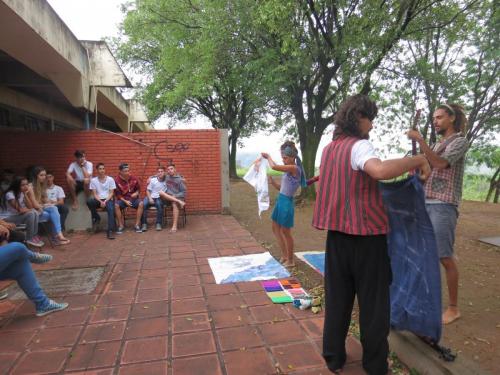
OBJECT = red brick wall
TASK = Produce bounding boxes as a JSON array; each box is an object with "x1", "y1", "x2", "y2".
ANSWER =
[{"x1": 0, "y1": 129, "x2": 222, "y2": 213}]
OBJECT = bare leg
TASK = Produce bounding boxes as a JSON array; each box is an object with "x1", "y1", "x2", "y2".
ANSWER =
[
  {"x1": 281, "y1": 227, "x2": 295, "y2": 267},
  {"x1": 135, "y1": 201, "x2": 144, "y2": 227},
  {"x1": 272, "y1": 221, "x2": 286, "y2": 263},
  {"x1": 83, "y1": 178, "x2": 91, "y2": 198},
  {"x1": 441, "y1": 257, "x2": 460, "y2": 324},
  {"x1": 171, "y1": 202, "x2": 179, "y2": 231},
  {"x1": 115, "y1": 204, "x2": 124, "y2": 228},
  {"x1": 66, "y1": 176, "x2": 78, "y2": 210}
]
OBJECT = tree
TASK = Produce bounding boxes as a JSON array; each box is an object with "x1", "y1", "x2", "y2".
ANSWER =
[
  {"x1": 117, "y1": 0, "x2": 270, "y2": 178},
  {"x1": 248, "y1": 0, "x2": 472, "y2": 198}
]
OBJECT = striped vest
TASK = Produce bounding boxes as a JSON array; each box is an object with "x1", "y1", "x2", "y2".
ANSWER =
[{"x1": 313, "y1": 136, "x2": 388, "y2": 235}]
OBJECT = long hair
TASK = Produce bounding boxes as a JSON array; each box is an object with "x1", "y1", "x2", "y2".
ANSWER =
[
  {"x1": 1, "y1": 176, "x2": 26, "y2": 210},
  {"x1": 333, "y1": 94, "x2": 378, "y2": 139},
  {"x1": 32, "y1": 166, "x2": 47, "y2": 204},
  {"x1": 437, "y1": 103, "x2": 467, "y2": 134}
]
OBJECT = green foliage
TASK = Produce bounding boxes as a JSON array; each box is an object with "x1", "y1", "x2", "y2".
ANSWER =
[{"x1": 462, "y1": 174, "x2": 491, "y2": 201}]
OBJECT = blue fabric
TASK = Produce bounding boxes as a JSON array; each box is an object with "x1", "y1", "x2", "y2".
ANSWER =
[
  {"x1": 271, "y1": 193, "x2": 294, "y2": 228},
  {"x1": 142, "y1": 197, "x2": 165, "y2": 225},
  {"x1": 379, "y1": 175, "x2": 442, "y2": 342},
  {"x1": 87, "y1": 198, "x2": 116, "y2": 231},
  {"x1": 0, "y1": 242, "x2": 49, "y2": 309},
  {"x1": 39, "y1": 205, "x2": 62, "y2": 234}
]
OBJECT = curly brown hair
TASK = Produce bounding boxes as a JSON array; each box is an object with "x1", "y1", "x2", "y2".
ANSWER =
[
  {"x1": 333, "y1": 94, "x2": 378, "y2": 139},
  {"x1": 436, "y1": 103, "x2": 467, "y2": 134}
]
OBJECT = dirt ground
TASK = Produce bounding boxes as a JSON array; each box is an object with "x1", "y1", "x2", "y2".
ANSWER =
[{"x1": 230, "y1": 178, "x2": 500, "y2": 374}]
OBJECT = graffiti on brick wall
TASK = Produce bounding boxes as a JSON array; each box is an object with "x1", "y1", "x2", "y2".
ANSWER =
[{"x1": 153, "y1": 139, "x2": 190, "y2": 162}]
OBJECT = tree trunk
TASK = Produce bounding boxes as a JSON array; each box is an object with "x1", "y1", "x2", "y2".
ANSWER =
[
  {"x1": 298, "y1": 129, "x2": 322, "y2": 200},
  {"x1": 485, "y1": 167, "x2": 500, "y2": 202},
  {"x1": 229, "y1": 134, "x2": 239, "y2": 179}
]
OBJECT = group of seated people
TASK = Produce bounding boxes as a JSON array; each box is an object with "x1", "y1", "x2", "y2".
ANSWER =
[{"x1": 0, "y1": 149, "x2": 187, "y2": 243}]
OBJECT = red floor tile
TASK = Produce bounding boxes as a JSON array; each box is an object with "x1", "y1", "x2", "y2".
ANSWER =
[
  {"x1": 223, "y1": 347, "x2": 276, "y2": 375},
  {"x1": 66, "y1": 341, "x2": 121, "y2": 371},
  {"x1": 170, "y1": 274, "x2": 201, "y2": 286},
  {"x1": 241, "y1": 291, "x2": 273, "y2": 306},
  {"x1": 172, "y1": 285, "x2": 204, "y2": 299},
  {"x1": 129, "y1": 300, "x2": 168, "y2": 319},
  {"x1": 118, "y1": 360, "x2": 168, "y2": 375},
  {"x1": 12, "y1": 348, "x2": 70, "y2": 374},
  {"x1": 45, "y1": 308, "x2": 89, "y2": 327},
  {"x1": 30, "y1": 325, "x2": 83, "y2": 349},
  {"x1": 125, "y1": 316, "x2": 169, "y2": 339},
  {"x1": 121, "y1": 336, "x2": 168, "y2": 364},
  {"x1": 207, "y1": 294, "x2": 245, "y2": 311},
  {"x1": 89, "y1": 305, "x2": 131, "y2": 323},
  {"x1": 172, "y1": 312, "x2": 211, "y2": 333},
  {"x1": 135, "y1": 288, "x2": 169, "y2": 303},
  {"x1": 172, "y1": 354, "x2": 222, "y2": 375},
  {"x1": 249, "y1": 304, "x2": 291, "y2": 323},
  {"x1": 137, "y1": 277, "x2": 168, "y2": 289},
  {"x1": 172, "y1": 331, "x2": 216, "y2": 357},
  {"x1": 81, "y1": 321, "x2": 126, "y2": 343},
  {"x1": 271, "y1": 342, "x2": 325, "y2": 372},
  {"x1": 0, "y1": 330, "x2": 36, "y2": 352},
  {"x1": 299, "y1": 317, "x2": 324, "y2": 338},
  {"x1": 211, "y1": 309, "x2": 251, "y2": 328},
  {"x1": 171, "y1": 297, "x2": 208, "y2": 315},
  {"x1": 258, "y1": 320, "x2": 308, "y2": 345},
  {"x1": 204, "y1": 283, "x2": 238, "y2": 296},
  {"x1": 0, "y1": 353, "x2": 19, "y2": 374},
  {"x1": 217, "y1": 326, "x2": 264, "y2": 351}
]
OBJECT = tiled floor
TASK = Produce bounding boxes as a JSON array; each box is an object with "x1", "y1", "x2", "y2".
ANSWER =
[{"x1": 0, "y1": 215, "x2": 365, "y2": 374}]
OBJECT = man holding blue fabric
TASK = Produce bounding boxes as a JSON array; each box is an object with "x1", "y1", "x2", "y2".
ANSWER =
[
  {"x1": 314, "y1": 94, "x2": 431, "y2": 374},
  {"x1": 408, "y1": 103, "x2": 468, "y2": 325}
]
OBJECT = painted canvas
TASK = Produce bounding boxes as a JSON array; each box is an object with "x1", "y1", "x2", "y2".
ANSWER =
[
  {"x1": 208, "y1": 252, "x2": 290, "y2": 284},
  {"x1": 296, "y1": 251, "x2": 325, "y2": 275}
]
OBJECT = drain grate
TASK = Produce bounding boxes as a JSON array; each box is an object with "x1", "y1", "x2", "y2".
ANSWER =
[{"x1": 5, "y1": 266, "x2": 106, "y2": 299}]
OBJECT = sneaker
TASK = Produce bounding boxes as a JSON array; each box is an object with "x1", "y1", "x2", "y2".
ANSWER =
[
  {"x1": 107, "y1": 231, "x2": 115, "y2": 240},
  {"x1": 116, "y1": 227, "x2": 124, "y2": 234},
  {"x1": 26, "y1": 238, "x2": 44, "y2": 248},
  {"x1": 134, "y1": 225, "x2": 142, "y2": 233},
  {"x1": 141, "y1": 223, "x2": 148, "y2": 232},
  {"x1": 0, "y1": 290, "x2": 8, "y2": 300},
  {"x1": 36, "y1": 300, "x2": 69, "y2": 317},
  {"x1": 155, "y1": 223, "x2": 162, "y2": 231},
  {"x1": 29, "y1": 252, "x2": 53, "y2": 264}
]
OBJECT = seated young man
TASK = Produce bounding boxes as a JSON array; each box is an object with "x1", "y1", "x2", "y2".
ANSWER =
[
  {"x1": 159, "y1": 163, "x2": 186, "y2": 232},
  {"x1": 142, "y1": 166, "x2": 167, "y2": 231},
  {"x1": 66, "y1": 150, "x2": 93, "y2": 210},
  {"x1": 46, "y1": 171, "x2": 69, "y2": 232},
  {"x1": 87, "y1": 163, "x2": 116, "y2": 240},
  {"x1": 0, "y1": 241, "x2": 68, "y2": 316},
  {"x1": 114, "y1": 163, "x2": 144, "y2": 233}
]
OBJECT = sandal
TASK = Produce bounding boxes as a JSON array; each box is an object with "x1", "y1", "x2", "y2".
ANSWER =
[
  {"x1": 55, "y1": 238, "x2": 71, "y2": 246},
  {"x1": 170, "y1": 228, "x2": 177, "y2": 233}
]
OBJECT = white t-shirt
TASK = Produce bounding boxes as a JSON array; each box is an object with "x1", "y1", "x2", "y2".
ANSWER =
[
  {"x1": 147, "y1": 177, "x2": 167, "y2": 199},
  {"x1": 46, "y1": 185, "x2": 65, "y2": 203},
  {"x1": 67, "y1": 161, "x2": 93, "y2": 181},
  {"x1": 351, "y1": 140, "x2": 380, "y2": 171},
  {"x1": 90, "y1": 176, "x2": 116, "y2": 200},
  {"x1": 5, "y1": 191, "x2": 26, "y2": 214}
]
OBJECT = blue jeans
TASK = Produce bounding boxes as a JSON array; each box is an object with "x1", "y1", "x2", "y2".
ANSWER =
[
  {"x1": 379, "y1": 175, "x2": 442, "y2": 342},
  {"x1": 39, "y1": 205, "x2": 62, "y2": 235},
  {"x1": 0, "y1": 242, "x2": 49, "y2": 310},
  {"x1": 142, "y1": 197, "x2": 164, "y2": 225},
  {"x1": 87, "y1": 198, "x2": 116, "y2": 231},
  {"x1": 425, "y1": 203, "x2": 458, "y2": 258}
]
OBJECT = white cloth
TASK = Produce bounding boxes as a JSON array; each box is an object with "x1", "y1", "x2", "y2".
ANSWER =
[
  {"x1": 46, "y1": 185, "x2": 65, "y2": 203},
  {"x1": 351, "y1": 140, "x2": 380, "y2": 171},
  {"x1": 90, "y1": 176, "x2": 116, "y2": 200},
  {"x1": 67, "y1": 161, "x2": 93, "y2": 181},
  {"x1": 5, "y1": 191, "x2": 25, "y2": 214},
  {"x1": 147, "y1": 177, "x2": 167, "y2": 199},
  {"x1": 243, "y1": 159, "x2": 270, "y2": 217}
]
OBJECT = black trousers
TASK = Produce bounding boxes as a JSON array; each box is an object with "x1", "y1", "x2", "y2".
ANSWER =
[{"x1": 322, "y1": 230, "x2": 391, "y2": 375}]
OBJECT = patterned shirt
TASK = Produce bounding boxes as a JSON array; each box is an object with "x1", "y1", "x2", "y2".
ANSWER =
[
  {"x1": 424, "y1": 134, "x2": 468, "y2": 206},
  {"x1": 114, "y1": 175, "x2": 140, "y2": 201}
]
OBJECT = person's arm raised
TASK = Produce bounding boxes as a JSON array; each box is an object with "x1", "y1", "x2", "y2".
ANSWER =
[{"x1": 363, "y1": 154, "x2": 431, "y2": 181}]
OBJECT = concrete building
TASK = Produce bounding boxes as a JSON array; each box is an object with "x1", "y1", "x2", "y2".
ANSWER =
[{"x1": 0, "y1": 0, "x2": 150, "y2": 133}]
